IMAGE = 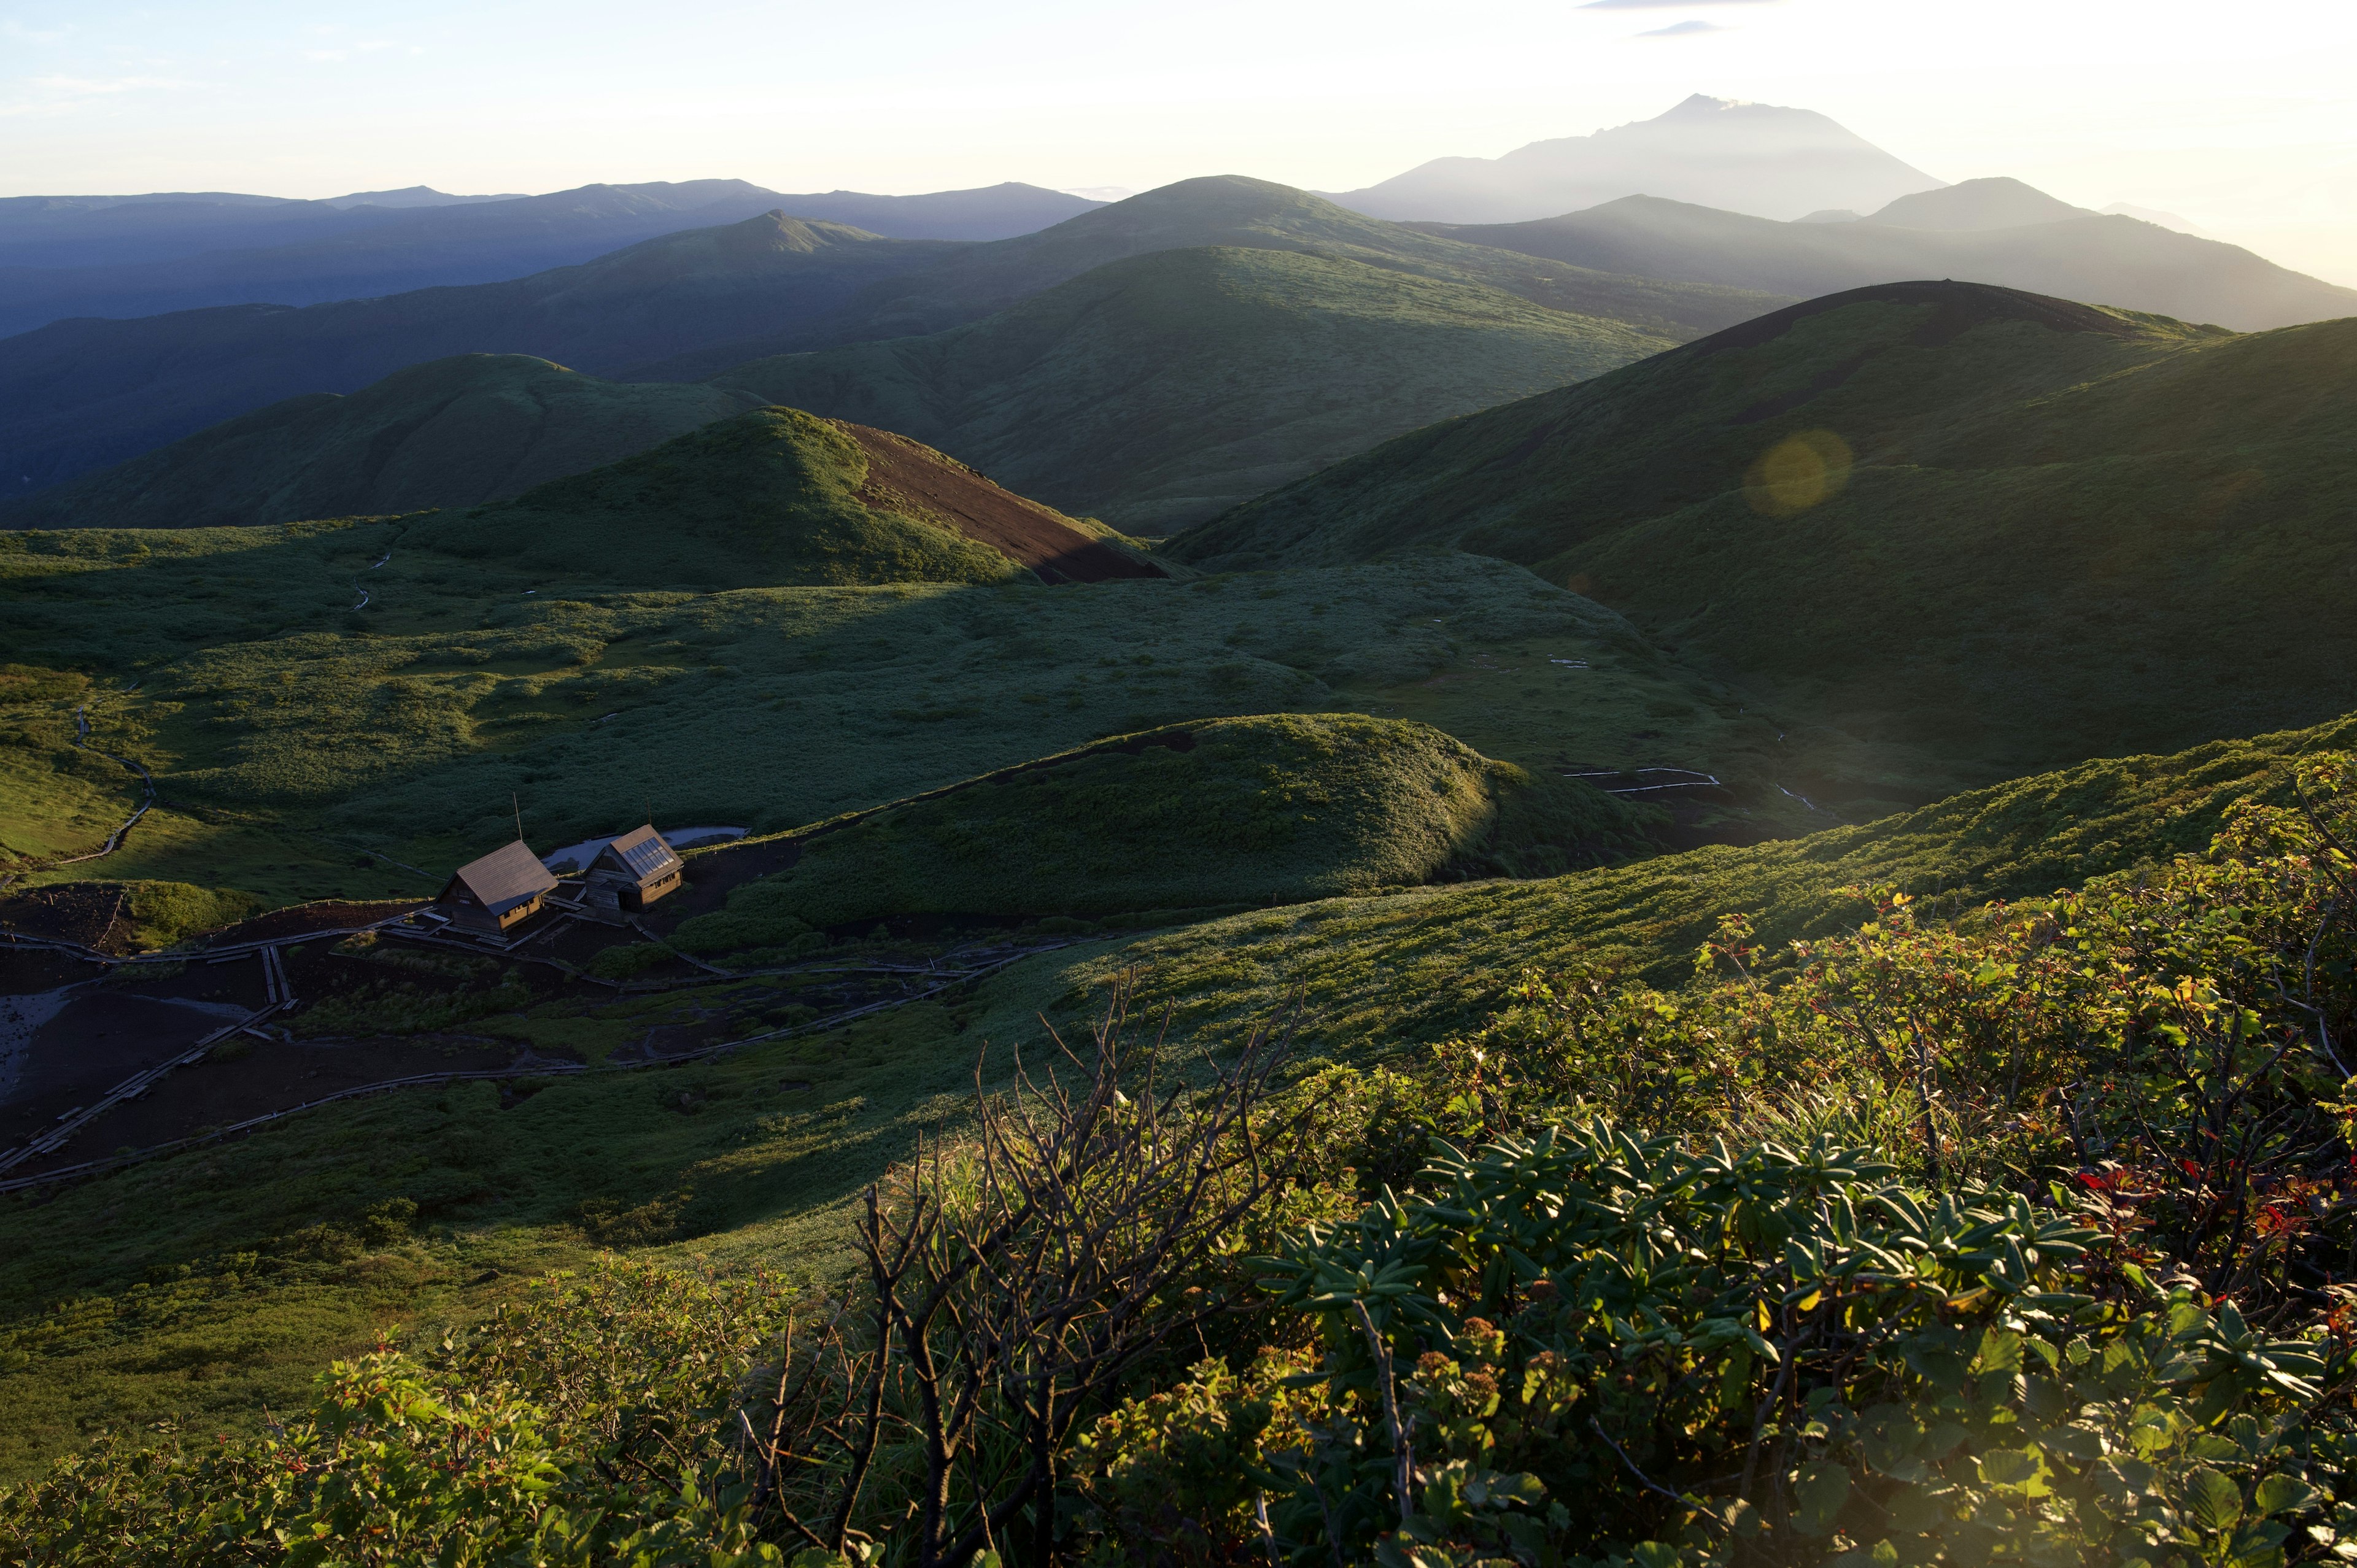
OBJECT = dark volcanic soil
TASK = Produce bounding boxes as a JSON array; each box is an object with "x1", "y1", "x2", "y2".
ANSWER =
[
  {"x1": 842, "y1": 422, "x2": 1165, "y2": 584},
  {"x1": 0, "y1": 882, "x2": 139, "y2": 952},
  {"x1": 201, "y1": 900, "x2": 428, "y2": 948},
  {"x1": 13, "y1": 1031, "x2": 527, "y2": 1176}
]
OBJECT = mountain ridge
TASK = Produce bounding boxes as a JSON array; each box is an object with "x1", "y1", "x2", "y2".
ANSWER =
[
  {"x1": 1411, "y1": 185, "x2": 2357, "y2": 331},
  {"x1": 0, "y1": 180, "x2": 1102, "y2": 335},
  {"x1": 1170, "y1": 278, "x2": 2357, "y2": 774},
  {"x1": 0, "y1": 177, "x2": 1782, "y2": 501}
]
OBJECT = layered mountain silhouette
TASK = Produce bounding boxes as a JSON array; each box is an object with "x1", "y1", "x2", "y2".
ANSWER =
[
  {"x1": 0, "y1": 214, "x2": 950, "y2": 493},
  {"x1": 1329, "y1": 96, "x2": 1945, "y2": 223},
  {"x1": 637, "y1": 176, "x2": 1776, "y2": 378},
  {"x1": 320, "y1": 187, "x2": 527, "y2": 209},
  {"x1": 0, "y1": 180, "x2": 1103, "y2": 335},
  {"x1": 0, "y1": 355, "x2": 763, "y2": 531},
  {"x1": 1171, "y1": 279, "x2": 2357, "y2": 771},
  {"x1": 0, "y1": 178, "x2": 1779, "y2": 500},
  {"x1": 1415, "y1": 178, "x2": 2357, "y2": 331}
]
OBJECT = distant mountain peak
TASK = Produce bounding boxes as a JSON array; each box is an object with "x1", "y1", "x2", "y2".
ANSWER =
[
  {"x1": 1329, "y1": 95, "x2": 1943, "y2": 224},
  {"x1": 1862, "y1": 176, "x2": 2091, "y2": 232},
  {"x1": 1660, "y1": 93, "x2": 1748, "y2": 117},
  {"x1": 325, "y1": 185, "x2": 525, "y2": 209}
]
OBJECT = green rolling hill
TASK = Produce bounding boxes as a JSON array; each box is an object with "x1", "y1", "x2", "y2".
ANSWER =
[
  {"x1": 398, "y1": 406, "x2": 1132, "y2": 593},
  {"x1": 0, "y1": 355, "x2": 762, "y2": 531},
  {"x1": 712, "y1": 245, "x2": 1679, "y2": 530},
  {"x1": 2, "y1": 687, "x2": 2346, "y2": 1481},
  {"x1": 1171, "y1": 279, "x2": 2357, "y2": 781},
  {"x1": 665, "y1": 713, "x2": 1649, "y2": 951}
]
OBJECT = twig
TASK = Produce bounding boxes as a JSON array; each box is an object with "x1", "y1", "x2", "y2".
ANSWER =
[
  {"x1": 1351, "y1": 1297, "x2": 1415, "y2": 1529},
  {"x1": 1590, "y1": 1416, "x2": 1728, "y2": 1531}
]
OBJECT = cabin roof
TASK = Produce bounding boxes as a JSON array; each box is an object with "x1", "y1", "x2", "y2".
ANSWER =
[
  {"x1": 447, "y1": 840, "x2": 560, "y2": 915},
  {"x1": 594, "y1": 824, "x2": 682, "y2": 882}
]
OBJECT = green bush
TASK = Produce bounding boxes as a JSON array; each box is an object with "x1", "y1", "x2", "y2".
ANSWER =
[
  {"x1": 1201, "y1": 1122, "x2": 2347, "y2": 1567},
  {"x1": 123, "y1": 880, "x2": 263, "y2": 949},
  {"x1": 584, "y1": 941, "x2": 676, "y2": 980},
  {"x1": 0, "y1": 1261, "x2": 794, "y2": 1567}
]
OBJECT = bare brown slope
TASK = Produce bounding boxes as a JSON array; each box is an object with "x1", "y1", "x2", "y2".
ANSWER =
[{"x1": 839, "y1": 422, "x2": 1163, "y2": 582}]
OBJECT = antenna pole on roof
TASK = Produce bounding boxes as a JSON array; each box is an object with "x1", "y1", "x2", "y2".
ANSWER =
[{"x1": 513, "y1": 792, "x2": 524, "y2": 845}]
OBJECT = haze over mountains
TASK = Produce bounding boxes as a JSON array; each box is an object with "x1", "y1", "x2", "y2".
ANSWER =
[
  {"x1": 4, "y1": 95, "x2": 2350, "y2": 528},
  {"x1": 0, "y1": 180, "x2": 1104, "y2": 335},
  {"x1": 1421, "y1": 177, "x2": 2357, "y2": 332},
  {"x1": 1329, "y1": 95, "x2": 1946, "y2": 223}
]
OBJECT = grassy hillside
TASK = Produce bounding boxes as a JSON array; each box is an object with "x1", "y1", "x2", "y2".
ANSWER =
[
  {"x1": 0, "y1": 355, "x2": 761, "y2": 531},
  {"x1": 0, "y1": 213, "x2": 950, "y2": 495},
  {"x1": 6, "y1": 528, "x2": 1798, "y2": 905},
  {"x1": 670, "y1": 714, "x2": 1652, "y2": 947},
  {"x1": 967, "y1": 706, "x2": 2357, "y2": 1057},
  {"x1": 405, "y1": 407, "x2": 1029, "y2": 593},
  {"x1": 1417, "y1": 190, "x2": 2357, "y2": 333},
  {"x1": 715, "y1": 245, "x2": 1677, "y2": 529},
  {"x1": 2, "y1": 700, "x2": 2343, "y2": 1481},
  {"x1": 1174, "y1": 281, "x2": 2357, "y2": 777}
]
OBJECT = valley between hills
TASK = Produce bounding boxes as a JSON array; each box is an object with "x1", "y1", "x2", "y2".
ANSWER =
[{"x1": 2, "y1": 101, "x2": 2357, "y2": 1567}]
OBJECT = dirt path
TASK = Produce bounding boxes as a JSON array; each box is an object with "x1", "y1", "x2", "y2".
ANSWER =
[
  {"x1": 840, "y1": 422, "x2": 1164, "y2": 584},
  {"x1": 0, "y1": 937, "x2": 1084, "y2": 1195},
  {"x1": 0, "y1": 686, "x2": 157, "y2": 898}
]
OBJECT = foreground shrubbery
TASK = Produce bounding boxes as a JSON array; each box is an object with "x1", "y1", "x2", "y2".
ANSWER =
[
  {"x1": 2, "y1": 1264, "x2": 794, "y2": 1564},
  {"x1": 6, "y1": 756, "x2": 2351, "y2": 1566}
]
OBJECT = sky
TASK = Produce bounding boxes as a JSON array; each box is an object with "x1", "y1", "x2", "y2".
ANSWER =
[{"x1": 3, "y1": 0, "x2": 2353, "y2": 284}]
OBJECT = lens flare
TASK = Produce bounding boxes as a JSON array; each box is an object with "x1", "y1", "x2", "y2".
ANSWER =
[{"x1": 1745, "y1": 430, "x2": 1854, "y2": 517}]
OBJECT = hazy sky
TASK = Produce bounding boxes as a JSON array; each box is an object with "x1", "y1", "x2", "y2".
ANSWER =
[{"x1": 4, "y1": 0, "x2": 2352, "y2": 282}]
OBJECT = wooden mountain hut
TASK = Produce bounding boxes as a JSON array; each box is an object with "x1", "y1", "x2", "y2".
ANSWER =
[
  {"x1": 436, "y1": 840, "x2": 560, "y2": 934},
  {"x1": 582, "y1": 824, "x2": 684, "y2": 918}
]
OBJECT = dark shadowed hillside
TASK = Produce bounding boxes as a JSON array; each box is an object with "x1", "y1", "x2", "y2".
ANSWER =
[
  {"x1": 0, "y1": 180, "x2": 1102, "y2": 334},
  {"x1": 1172, "y1": 280, "x2": 2357, "y2": 773},
  {"x1": 0, "y1": 214, "x2": 950, "y2": 496},
  {"x1": 0, "y1": 356, "x2": 762, "y2": 530}
]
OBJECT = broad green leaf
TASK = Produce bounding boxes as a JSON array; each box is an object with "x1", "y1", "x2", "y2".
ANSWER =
[
  {"x1": 2255, "y1": 1475, "x2": 2320, "y2": 1518},
  {"x1": 2186, "y1": 1467, "x2": 2245, "y2": 1533},
  {"x1": 1794, "y1": 1461, "x2": 1852, "y2": 1535},
  {"x1": 1976, "y1": 1447, "x2": 2043, "y2": 1489}
]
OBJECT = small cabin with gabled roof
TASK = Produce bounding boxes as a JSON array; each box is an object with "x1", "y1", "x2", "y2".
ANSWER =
[
  {"x1": 582, "y1": 824, "x2": 683, "y2": 918},
  {"x1": 437, "y1": 840, "x2": 561, "y2": 934}
]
